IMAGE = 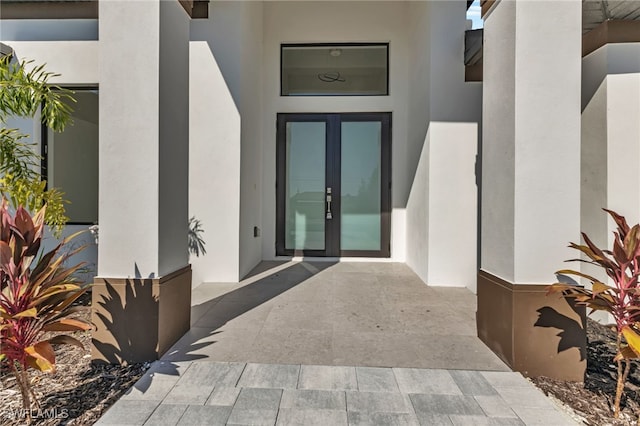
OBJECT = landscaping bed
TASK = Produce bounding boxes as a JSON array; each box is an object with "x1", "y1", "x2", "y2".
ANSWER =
[
  {"x1": 0, "y1": 292, "x2": 149, "y2": 426},
  {"x1": 532, "y1": 318, "x2": 640, "y2": 425}
]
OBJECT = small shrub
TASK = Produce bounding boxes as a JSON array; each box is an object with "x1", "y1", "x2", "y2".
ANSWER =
[
  {"x1": 548, "y1": 209, "x2": 640, "y2": 417},
  {"x1": 0, "y1": 201, "x2": 91, "y2": 415}
]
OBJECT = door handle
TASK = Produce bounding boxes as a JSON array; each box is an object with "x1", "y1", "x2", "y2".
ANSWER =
[{"x1": 326, "y1": 187, "x2": 332, "y2": 220}]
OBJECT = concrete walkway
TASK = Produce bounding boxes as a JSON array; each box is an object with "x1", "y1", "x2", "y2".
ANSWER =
[
  {"x1": 97, "y1": 262, "x2": 578, "y2": 425},
  {"x1": 166, "y1": 261, "x2": 508, "y2": 370}
]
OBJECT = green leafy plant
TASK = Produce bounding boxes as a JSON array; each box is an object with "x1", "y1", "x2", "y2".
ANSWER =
[
  {"x1": 0, "y1": 201, "x2": 91, "y2": 413},
  {"x1": 0, "y1": 55, "x2": 72, "y2": 235},
  {"x1": 548, "y1": 209, "x2": 640, "y2": 418}
]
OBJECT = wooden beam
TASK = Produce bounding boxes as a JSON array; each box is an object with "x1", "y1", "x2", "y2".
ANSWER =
[
  {"x1": 178, "y1": 0, "x2": 209, "y2": 19},
  {"x1": 583, "y1": 20, "x2": 640, "y2": 57},
  {"x1": 480, "y1": 0, "x2": 496, "y2": 18}
]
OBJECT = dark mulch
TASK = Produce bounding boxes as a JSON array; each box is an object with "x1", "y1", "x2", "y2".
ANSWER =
[
  {"x1": 0, "y1": 292, "x2": 150, "y2": 425},
  {"x1": 532, "y1": 318, "x2": 640, "y2": 425}
]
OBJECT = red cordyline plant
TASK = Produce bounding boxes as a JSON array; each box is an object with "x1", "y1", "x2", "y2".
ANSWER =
[
  {"x1": 548, "y1": 209, "x2": 640, "y2": 418},
  {"x1": 0, "y1": 200, "x2": 91, "y2": 413}
]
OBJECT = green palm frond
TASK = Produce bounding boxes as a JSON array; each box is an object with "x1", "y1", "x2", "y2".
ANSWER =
[{"x1": 0, "y1": 56, "x2": 72, "y2": 236}]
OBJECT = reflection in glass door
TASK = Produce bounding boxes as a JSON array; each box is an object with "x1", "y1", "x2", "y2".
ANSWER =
[
  {"x1": 276, "y1": 113, "x2": 391, "y2": 257},
  {"x1": 285, "y1": 121, "x2": 326, "y2": 251}
]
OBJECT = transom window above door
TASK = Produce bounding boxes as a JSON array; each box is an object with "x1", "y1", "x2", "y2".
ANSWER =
[{"x1": 281, "y1": 43, "x2": 389, "y2": 96}]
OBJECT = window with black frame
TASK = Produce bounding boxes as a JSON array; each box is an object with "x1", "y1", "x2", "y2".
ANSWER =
[
  {"x1": 43, "y1": 89, "x2": 98, "y2": 224},
  {"x1": 281, "y1": 43, "x2": 389, "y2": 96}
]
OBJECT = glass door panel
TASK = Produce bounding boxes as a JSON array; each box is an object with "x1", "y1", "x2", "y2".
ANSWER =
[
  {"x1": 340, "y1": 122, "x2": 381, "y2": 250},
  {"x1": 285, "y1": 122, "x2": 326, "y2": 251}
]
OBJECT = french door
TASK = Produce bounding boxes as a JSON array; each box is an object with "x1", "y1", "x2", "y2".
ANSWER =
[{"x1": 276, "y1": 113, "x2": 391, "y2": 257}]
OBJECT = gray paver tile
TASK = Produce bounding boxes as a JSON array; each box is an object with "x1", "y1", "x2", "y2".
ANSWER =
[
  {"x1": 207, "y1": 386, "x2": 241, "y2": 406},
  {"x1": 233, "y1": 388, "x2": 283, "y2": 410},
  {"x1": 393, "y1": 368, "x2": 462, "y2": 395},
  {"x1": 97, "y1": 400, "x2": 159, "y2": 425},
  {"x1": 176, "y1": 405, "x2": 232, "y2": 426},
  {"x1": 163, "y1": 383, "x2": 214, "y2": 405},
  {"x1": 121, "y1": 376, "x2": 177, "y2": 401},
  {"x1": 409, "y1": 394, "x2": 484, "y2": 416},
  {"x1": 348, "y1": 411, "x2": 420, "y2": 426},
  {"x1": 276, "y1": 408, "x2": 348, "y2": 426},
  {"x1": 480, "y1": 372, "x2": 529, "y2": 388},
  {"x1": 280, "y1": 389, "x2": 346, "y2": 410},
  {"x1": 448, "y1": 415, "x2": 525, "y2": 425},
  {"x1": 237, "y1": 363, "x2": 300, "y2": 389},
  {"x1": 178, "y1": 361, "x2": 245, "y2": 387},
  {"x1": 346, "y1": 391, "x2": 414, "y2": 413},
  {"x1": 473, "y1": 395, "x2": 518, "y2": 418},
  {"x1": 413, "y1": 412, "x2": 453, "y2": 426},
  {"x1": 143, "y1": 404, "x2": 188, "y2": 426},
  {"x1": 493, "y1": 386, "x2": 555, "y2": 409},
  {"x1": 449, "y1": 371, "x2": 498, "y2": 396},
  {"x1": 298, "y1": 365, "x2": 357, "y2": 390},
  {"x1": 356, "y1": 367, "x2": 399, "y2": 392},
  {"x1": 227, "y1": 409, "x2": 279, "y2": 426},
  {"x1": 510, "y1": 406, "x2": 576, "y2": 425}
]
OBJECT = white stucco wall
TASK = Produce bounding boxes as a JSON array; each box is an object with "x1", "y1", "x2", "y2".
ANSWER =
[
  {"x1": 99, "y1": 0, "x2": 190, "y2": 278},
  {"x1": 606, "y1": 72, "x2": 640, "y2": 218},
  {"x1": 188, "y1": 39, "x2": 241, "y2": 284},
  {"x1": 480, "y1": 0, "x2": 516, "y2": 282},
  {"x1": 513, "y1": 1, "x2": 581, "y2": 284},
  {"x1": 1, "y1": 41, "x2": 98, "y2": 85},
  {"x1": 158, "y1": 0, "x2": 190, "y2": 277},
  {"x1": 261, "y1": 1, "x2": 409, "y2": 262},
  {"x1": 581, "y1": 43, "x2": 640, "y2": 321},
  {"x1": 580, "y1": 78, "x2": 608, "y2": 255},
  {"x1": 189, "y1": 1, "x2": 264, "y2": 284},
  {"x1": 238, "y1": 2, "x2": 265, "y2": 279},
  {"x1": 405, "y1": 2, "x2": 433, "y2": 281},
  {"x1": 99, "y1": 1, "x2": 161, "y2": 278},
  {"x1": 582, "y1": 43, "x2": 640, "y2": 277},
  {"x1": 482, "y1": 0, "x2": 581, "y2": 285},
  {"x1": 406, "y1": 128, "x2": 430, "y2": 282},
  {"x1": 427, "y1": 123, "x2": 478, "y2": 290},
  {"x1": 405, "y1": 1, "x2": 480, "y2": 290}
]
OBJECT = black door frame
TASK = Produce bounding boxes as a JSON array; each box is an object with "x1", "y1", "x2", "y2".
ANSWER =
[{"x1": 276, "y1": 112, "x2": 391, "y2": 257}]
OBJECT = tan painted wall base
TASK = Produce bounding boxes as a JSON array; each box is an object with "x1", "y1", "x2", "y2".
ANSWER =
[
  {"x1": 91, "y1": 265, "x2": 192, "y2": 364},
  {"x1": 477, "y1": 270, "x2": 586, "y2": 381}
]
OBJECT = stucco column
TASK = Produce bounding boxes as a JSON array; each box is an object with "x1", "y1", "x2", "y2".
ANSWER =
[
  {"x1": 478, "y1": 0, "x2": 585, "y2": 380},
  {"x1": 581, "y1": 41, "x2": 640, "y2": 322},
  {"x1": 92, "y1": 0, "x2": 191, "y2": 363}
]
